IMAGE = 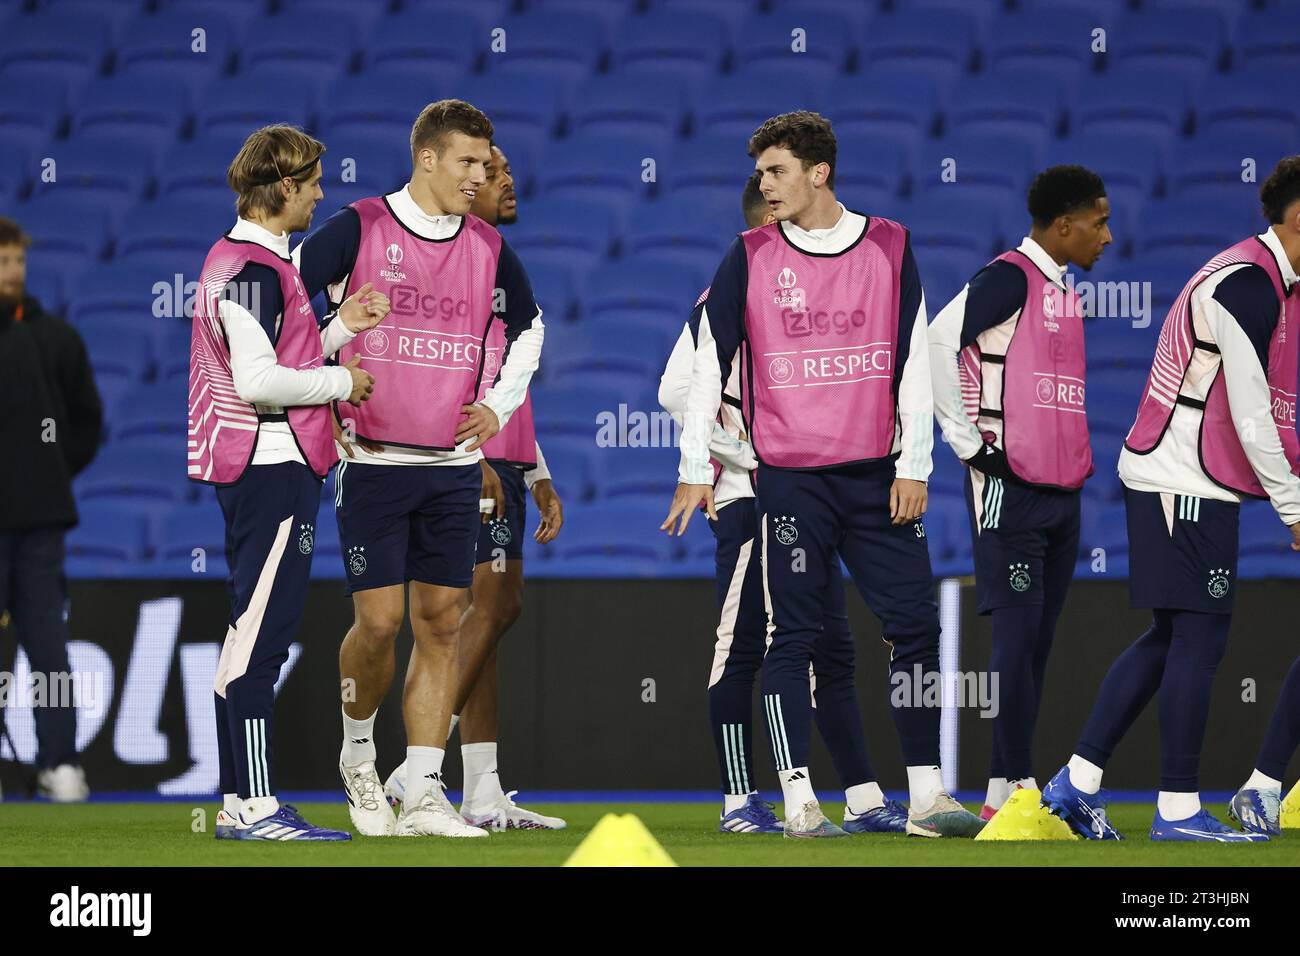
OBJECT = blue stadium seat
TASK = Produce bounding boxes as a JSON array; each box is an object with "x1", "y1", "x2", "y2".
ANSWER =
[
  {"x1": 81, "y1": 323, "x2": 154, "y2": 388},
  {"x1": 622, "y1": 196, "x2": 738, "y2": 265},
  {"x1": 665, "y1": 132, "x2": 757, "y2": 203},
  {"x1": 691, "y1": 66, "x2": 825, "y2": 138},
  {"x1": 116, "y1": 198, "x2": 233, "y2": 265},
  {"x1": 1239, "y1": 502, "x2": 1300, "y2": 579},
  {"x1": 569, "y1": 72, "x2": 689, "y2": 140},
  {"x1": 898, "y1": 194, "x2": 1008, "y2": 262},
  {"x1": 1074, "y1": 70, "x2": 1189, "y2": 140},
  {"x1": 607, "y1": 9, "x2": 731, "y2": 81},
  {"x1": 1235, "y1": 10, "x2": 1300, "y2": 72},
  {"x1": 506, "y1": 196, "x2": 619, "y2": 266},
  {"x1": 913, "y1": 131, "x2": 1038, "y2": 206},
  {"x1": 75, "y1": 443, "x2": 193, "y2": 505},
  {"x1": 358, "y1": 9, "x2": 481, "y2": 74},
  {"x1": 1044, "y1": 132, "x2": 1165, "y2": 222},
  {"x1": 25, "y1": 272, "x2": 64, "y2": 316},
  {"x1": 732, "y1": 7, "x2": 857, "y2": 79},
  {"x1": 600, "y1": 447, "x2": 680, "y2": 500},
  {"x1": 114, "y1": 6, "x2": 237, "y2": 90},
  {"x1": 833, "y1": 132, "x2": 910, "y2": 204},
  {"x1": 945, "y1": 71, "x2": 1064, "y2": 143},
  {"x1": 316, "y1": 67, "x2": 447, "y2": 143},
  {"x1": 311, "y1": 136, "x2": 410, "y2": 202},
  {"x1": 648, "y1": 0, "x2": 755, "y2": 32},
  {"x1": 528, "y1": 261, "x2": 577, "y2": 323},
  {"x1": 17, "y1": 195, "x2": 112, "y2": 265},
  {"x1": 915, "y1": 253, "x2": 980, "y2": 315},
  {"x1": 1085, "y1": 321, "x2": 1162, "y2": 373},
  {"x1": 532, "y1": 384, "x2": 653, "y2": 439},
  {"x1": 195, "y1": 69, "x2": 327, "y2": 139},
  {"x1": 72, "y1": 72, "x2": 190, "y2": 148},
  {"x1": 529, "y1": 435, "x2": 597, "y2": 502},
  {"x1": 544, "y1": 327, "x2": 672, "y2": 393},
  {"x1": 857, "y1": 5, "x2": 978, "y2": 84},
  {"x1": 0, "y1": 6, "x2": 114, "y2": 82},
  {"x1": 983, "y1": 6, "x2": 1104, "y2": 80},
  {"x1": 152, "y1": 502, "x2": 229, "y2": 575},
  {"x1": 1136, "y1": 198, "x2": 1257, "y2": 259},
  {"x1": 1169, "y1": 132, "x2": 1298, "y2": 199},
  {"x1": 816, "y1": 69, "x2": 941, "y2": 143},
  {"x1": 65, "y1": 503, "x2": 150, "y2": 576},
  {"x1": 582, "y1": 259, "x2": 704, "y2": 321},
  {"x1": 537, "y1": 133, "x2": 660, "y2": 204},
  {"x1": 111, "y1": 381, "x2": 193, "y2": 445},
  {"x1": 1196, "y1": 72, "x2": 1300, "y2": 143},
  {"x1": 485, "y1": 9, "x2": 607, "y2": 82},
  {"x1": 0, "y1": 130, "x2": 34, "y2": 203},
  {"x1": 242, "y1": 12, "x2": 364, "y2": 76},
  {"x1": 1110, "y1": 7, "x2": 1226, "y2": 81},
  {"x1": 0, "y1": 76, "x2": 66, "y2": 140},
  {"x1": 157, "y1": 133, "x2": 258, "y2": 202},
  {"x1": 464, "y1": 68, "x2": 570, "y2": 144},
  {"x1": 550, "y1": 502, "x2": 684, "y2": 578},
  {"x1": 31, "y1": 135, "x2": 157, "y2": 220},
  {"x1": 69, "y1": 262, "x2": 189, "y2": 328}
]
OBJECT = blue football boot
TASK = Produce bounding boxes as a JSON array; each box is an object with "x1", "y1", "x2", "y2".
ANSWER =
[
  {"x1": 1227, "y1": 787, "x2": 1281, "y2": 836},
  {"x1": 224, "y1": 804, "x2": 352, "y2": 841},
  {"x1": 1151, "y1": 807, "x2": 1268, "y2": 842},
  {"x1": 719, "y1": 793, "x2": 784, "y2": 834},
  {"x1": 844, "y1": 798, "x2": 909, "y2": 834},
  {"x1": 1040, "y1": 766, "x2": 1123, "y2": 840}
]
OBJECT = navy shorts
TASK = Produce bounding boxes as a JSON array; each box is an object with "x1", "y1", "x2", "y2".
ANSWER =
[
  {"x1": 477, "y1": 461, "x2": 527, "y2": 564},
  {"x1": 1125, "y1": 487, "x2": 1240, "y2": 614},
  {"x1": 966, "y1": 470, "x2": 1081, "y2": 614},
  {"x1": 335, "y1": 461, "x2": 481, "y2": 593}
]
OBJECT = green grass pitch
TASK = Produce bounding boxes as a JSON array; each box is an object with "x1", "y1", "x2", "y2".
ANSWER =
[{"x1": 1, "y1": 801, "x2": 1296, "y2": 866}]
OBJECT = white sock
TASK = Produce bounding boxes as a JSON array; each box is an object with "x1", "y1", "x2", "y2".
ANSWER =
[
  {"x1": 1158, "y1": 791, "x2": 1201, "y2": 820},
  {"x1": 448, "y1": 713, "x2": 460, "y2": 739},
  {"x1": 240, "y1": 796, "x2": 278, "y2": 824},
  {"x1": 340, "y1": 707, "x2": 377, "y2": 767},
  {"x1": 907, "y1": 765, "x2": 944, "y2": 813},
  {"x1": 1010, "y1": 776, "x2": 1038, "y2": 792},
  {"x1": 845, "y1": 782, "x2": 885, "y2": 815},
  {"x1": 222, "y1": 793, "x2": 239, "y2": 816},
  {"x1": 461, "y1": 742, "x2": 505, "y2": 812},
  {"x1": 1244, "y1": 768, "x2": 1282, "y2": 792},
  {"x1": 404, "y1": 746, "x2": 445, "y2": 805},
  {"x1": 723, "y1": 792, "x2": 750, "y2": 815},
  {"x1": 1068, "y1": 754, "x2": 1103, "y2": 794},
  {"x1": 984, "y1": 777, "x2": 1010, "y2": 809},
  {"x1": 779, "y1": 767, "x2": 816, "y2": 810}
]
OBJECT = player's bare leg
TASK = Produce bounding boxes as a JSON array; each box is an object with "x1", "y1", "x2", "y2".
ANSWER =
[{"x1": 337, "y1": 584, "x2": 404, "y2": 836}]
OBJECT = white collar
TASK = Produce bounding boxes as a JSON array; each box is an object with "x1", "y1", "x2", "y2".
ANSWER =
[
  {"x1": 1259, "y1": 228, "x2": 1298, "y2": 292},
  {"x1": 1016, "y1": 236, "x2": 1069, "y2": 287},
  {"x1": 230, "y1": 217, "x2": 291, "y2": 259},
  {"x1": 386, "y1": 183, "x2": 462, "y2": 240},
  {"x1": 779, "y1": 202, "x2": 866, "y2": 254}
]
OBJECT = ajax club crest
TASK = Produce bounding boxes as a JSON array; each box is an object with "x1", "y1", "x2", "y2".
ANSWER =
[
  {"x1": 1009, "y1": 562, "x2": 1031, "y2": 592},
  {"x1": 1207, "y1": 568, "x2": 1230, "y2": 599},
  {"x1": 773, "y1": 515, "x2": 799, "y2": 546},
  {"x1": 347, "y1": 545, "x2": 367, "y2": 577},
  {"x1": 489, "y1": 517, "x2": 512, "y2": 546},
  {"x1": 297, "y1": 522, "x2": 314, "y2": 555}
]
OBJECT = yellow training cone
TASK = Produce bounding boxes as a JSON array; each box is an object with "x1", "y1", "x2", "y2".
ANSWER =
[
  {"x1": 562, "y1": 813, "x2": 678, "y2": 867},
  {"x1": 975, "y1": 787, "x2": 1079, "y2": 841},
  {"x1": 1282, "y1": 782, "x2": 1300, "y2": 830}
]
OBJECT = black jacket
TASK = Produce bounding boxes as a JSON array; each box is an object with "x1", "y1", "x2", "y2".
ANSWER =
[{"x1": 0, "y1": 295, "x2": 103, "y2": 532}]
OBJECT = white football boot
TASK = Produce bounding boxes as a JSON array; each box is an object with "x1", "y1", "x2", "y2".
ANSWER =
[
  {"x1": 37, "y1": 764, "x2": 89, "y2": 803},
  {"x1": 463, "y1": 790, "x2": 567, "y2": 830},
  {"x1": 396, "y1": 780, "x2": 488, "y2": 838},
  {"x1": 383, "y1": 759, "x2": 409, "y2": 811},
  {"x1": 339, "y1": 760, "x2": 397, "y2": 836}
]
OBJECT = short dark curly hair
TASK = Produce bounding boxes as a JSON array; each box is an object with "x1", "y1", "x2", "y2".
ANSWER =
[
  {"x1": 741, "y1": 172, "x2": 767, "y2": 226},
  {"x1": 1261, "y1": 156, "x2": 1300, "y2": 225},
  {"x1": 747, "y1": 111, "x2": 836, "y2": 190},
  {"x1": 1027, "y1": 165, "x2": 1107, "y2": 228}
]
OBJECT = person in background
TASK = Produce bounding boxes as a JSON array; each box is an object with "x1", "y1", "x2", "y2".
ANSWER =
[{"x1": 0, "y1": 215, "x2": 103, "y2": 802}]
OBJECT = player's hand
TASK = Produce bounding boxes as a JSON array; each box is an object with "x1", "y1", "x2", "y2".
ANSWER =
[
  {"x1": 661, "y1": 482, "x2": 716, "y2": 536},
  {"x1": 531, "y1": 478, "x2": 564, "y2": 544},
  {"x1": 1289, "y1": 520, "x2": 1300, "y2": 552},
  {"x1": 333, "y1": 415, "x2": 383, "y2": 459},
  {"x1": 890, "y1": 477, "x2": 927, "y2": 525},
  {"x1": 456, "y1": 403, "x2": 500, "y2": 453},
  {"x1": 345, "y1": 355, "x2": 375, "y2": 404},
  {"x1": 479, "y1": 459, "x2": 504, "y2": 524},
  {"x1": 339, "y1": 282, "x2": 390, "y2": 333}
]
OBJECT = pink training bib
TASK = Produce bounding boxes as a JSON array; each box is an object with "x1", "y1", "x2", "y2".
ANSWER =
[
  {"x1": 334, "y1": 197, "x2": 503, "y2": 450},
  {"x1": 188, "y1": 237, "x2": 336, "y2": 484},
  {"x1": 741, "y1": 217, "x2": 906, "y2": 469}
]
